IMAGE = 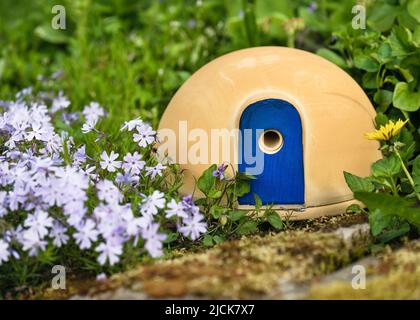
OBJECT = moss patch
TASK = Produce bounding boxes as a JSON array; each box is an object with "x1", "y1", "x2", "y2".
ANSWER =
[
  {"x1": 81, "y1": 225, "x2": 370, "y2": 299},
  {"x1": 309, "y1": 240, "x2": 420, "y2": 299},
  {"x1": 32, "y1": 213, "x2": 372, "y2": 299}
]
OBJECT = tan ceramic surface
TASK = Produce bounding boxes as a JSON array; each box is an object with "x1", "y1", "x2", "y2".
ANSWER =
[{"x1": 158, "y1": 46, "x2": 381, "y2": 219}]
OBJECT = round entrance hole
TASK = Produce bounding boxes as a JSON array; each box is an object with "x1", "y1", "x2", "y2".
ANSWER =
[{"x1": 258, "y1": 129, "x2": 283, "y2": 154}]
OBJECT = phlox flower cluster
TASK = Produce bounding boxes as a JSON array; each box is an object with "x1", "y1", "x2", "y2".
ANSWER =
[{"x1": 0, "y1": 89, "x2": 207, "y2": 268}]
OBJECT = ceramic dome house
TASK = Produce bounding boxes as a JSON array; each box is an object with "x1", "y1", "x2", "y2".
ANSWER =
[{"x1": 157, "y1": 47, "x2": 381, "y2": 219}]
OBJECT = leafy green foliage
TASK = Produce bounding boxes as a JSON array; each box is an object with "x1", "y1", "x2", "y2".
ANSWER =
[
  {"x1": 344, "y1": 172, "x2": 375, "y2": 193},
  {"x1": 197, "y1": 165, "x2": 217, "y2": 196},
  {"x1": 345, "y1": 124, "x2": 420, "y2": 243},
  {"x1": 355, "y1": 192, "x2": 420, "y2": 229},
  {"x1": 322, "y1": 0, "x2": 420, "y2": 128},
  {"x1": 197, "y1": 164, "x2": 284, "y2": 246}
]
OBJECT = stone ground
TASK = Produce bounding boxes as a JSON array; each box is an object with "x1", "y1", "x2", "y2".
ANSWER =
[{"x1": 39, "y1": 213, "x2": 420, "y2": 300}]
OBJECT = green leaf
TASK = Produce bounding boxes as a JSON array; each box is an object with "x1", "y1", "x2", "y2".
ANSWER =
[
  {"x1": 0, "y1": 59, "x2": 4, "y2": 79},
  {"x1": 377, "y1": 43, "x2": 393, "y2": 62},
  {"x1": 213, "y1": 235, "x2": 224, "y2": 244},
  {"x1": 202, "y1": 234, "x2": 214, "y2": 247},
  {"x1": 408, "y1": 0, "x2": 420, "y2": 23},
  {"x1": 393, "y1": 82, "x2": 420, "y2": 112},
  {"x1": 362, "y1": 72, "x2": 377, "y2": 89},
  {"x1": 344, "y1": 171, "x2": 375, "y2": 193},
  {"x1": 395, "y1": 66, "x2": 414, "y2": 83},
  {"x1": 194, "y1": 198, "x2": 207, "y2": 206},
  {"x1": 369, "y1": 209, "x2": 393, "y2": 236},
  {"x1": 368, "y1": 4, "x2": 399, "y2": 32},
  {"x1": 236, "y1": 172, "x2": 256, "y2": 180},
  {"x1": 388, "y1": 27, "x2": 412, "y2": 56},
  {"x1": 208, "y1": 189, "x2": 223, "y2": 199},
  {"x1": 398, "y1": 128, "x2": 415, "y2": 160},
  {"x1": 197, "y1": 164, "x2": 217, "y2": 195},
  {"x1": 374, "y1": 90, "x2": 393, "y2": 113},
  {"x1": 377, "y1": 223, "x2": 410, "y2": 243},
  {"x1": 163, "y1": 232, "x2": 178, "y2": 244},
  {"x1": 412, "y1": 155, "x2": 420, "y2": 193},
  {"x1": 266, "y1": 212, "x2": 283, "y2": 230},
  {"x1": 316, "y1": 48, "x2": 347, "y2": 69},
  {"x1": 209, "y1": 205, "x2": 225, "y2": 219},
  {"x1": 413, "y1": 25, "x2": 420, "y2": 47},
  {"x1": 371, "y1": 155, "x2": 401, "y2": 178},
  {"x1": 254, "y1": 194, "x2": 262, "y2": 212},
  {"x1": 228, "y1": 210, "x2": 247, "y2": 221},
  {"x1": 354, "y1": 54, "x2": 379, "y2": 72},
  {"x1": 354, "y1": 192, "x2": 420, "y2": 228},
  {"x1": 234, "y1": 180, "x2": 250, "y2": 197},
  {"x1": 236, "y1": 220, "x2": 258, "y2": 235},
  {"x1": 375, "y1": 113, "x2": 389, "y2": 128},
  {"x1": 346, "y1": 204, "x2": 363, "y2": 214},
  {"x1": 369, "y1": 209, "x2": 410, "y2": 242}
]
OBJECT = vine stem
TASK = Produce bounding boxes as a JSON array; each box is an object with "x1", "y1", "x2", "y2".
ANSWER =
[{"x1": 394, "y1": 149, "x2": 420, "y2": 202}]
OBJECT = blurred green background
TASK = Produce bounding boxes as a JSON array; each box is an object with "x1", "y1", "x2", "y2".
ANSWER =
[
  {"x1": 0, "y1": 0, "x2": 359, "y2": 127},
  {"x1": 2, "y1": 0, "x2": 417, "y2": 130}
]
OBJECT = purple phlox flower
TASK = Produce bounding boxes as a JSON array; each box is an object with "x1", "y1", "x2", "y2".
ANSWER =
[
  {"x1": 20, "y1": 229, "x2": 48, "y2": 256},
  {"x1": 145, "y1": 163, "x2": 166, "y2": 180},
  {"x1": 140, "y1": 190, "x2": 165, "y2": 216},
  {"x1": 104, "y1": 224, "x2": 127, "y2": 247},
  {"x1": 81, "y1": 117, "x2": 98, "y2": 134},
  {"x1": 115, "y1": 171, "x2": 139, "y2": 186},
  {"x1": 31, "y1": 155, "x2": 55, "y2": 173},
  {"x1": 178, "y1": 212, "x2": 207, "y2": 241},
  {"x1": 51, "y1": 92, "x2": 70, "y2": 113},
  {"x1": 73, "y1": 219, "x2": 99, "y2": 249},
  {"x1": 212, "y1": 163, "x2": 228, "y2": 180},
  {"x1": 120, "y1": 117, "x2": 143, "y2": 132},
  {"x1": 141, "y1": 223, "x2": 166, "y2": 258},
  {"x1": 0, "y1": 191, "x2": 7, "y2": 217},
  {"x1": 26, "y1": 122, "x2": 48, "y2": 141},
  {"x1": 100, "y1": 151, "x2": 122, "y2": 172},
  {"x1": 133, "y1": 123, "x2": 156, "y2": 148},
  {"x1": 95, "y1": 241, "x2": 123, "y2": 266},
  {"x1": 30, "y1": 103, "x2": 51, "y2": 125},
  {"x1": 83, "y1": 165, "x2": 98, "y2": 180},
  {"x1": 53, "y1": 165, "x2": 89, "y2": 190},
  {"x1": 119, "y1": 206, "x2": 143, "y2": 237},
  {"x1": 50, "y1": 221, "x2": 69, "y2": 247},
  {"x1": 65, "y1": 210, "x2": 86, "y2": 227},
  {"x1": 24, "y1": 210, "x2": 53, "y2": 238},
  {"x1": 182, "y1": 194, "x2": 194, "y2": 208},
  {"x1": 42, "y1": 133, "x2": 63, "y2": 155},
  {"x1": 15, "y1": 87, "x2": 32, "y2": 101},
  {"x1": 82, "y1": 102, "x2": 105, "y2": 123},
  {"x1": 4, "y1": 225, "x2": 24, "y2": 244},
  {"x1": 96, "y1": 179, "x2": 122, "y2": 204},
  {"x1": 96, "y1": 273, "x2": 107, "y2": 281},
  {"x1": 62, "y1": 112, "x2": 80, "y2": 125},
  {"x1": 122, "y1": 151, "x2": 145, "y2": 174},
  {"x1": 0, "y1": 239, "x2": 11, "y2": 265},
  {"x1": 73, "y1": 145, "x2": 87, "y2": 165},
  {"x1": 165, "y1": 199, "x2": 188, "y2": 219}
]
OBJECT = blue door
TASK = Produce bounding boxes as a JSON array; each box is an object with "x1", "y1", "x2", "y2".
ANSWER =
[{"x1": 238, "y1": 99, "x2": 304, "y2": 205}]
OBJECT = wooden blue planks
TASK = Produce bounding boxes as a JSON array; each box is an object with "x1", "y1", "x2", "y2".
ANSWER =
[{"x1": 238, "y1": 99, "x2": 304, "y2": 205}]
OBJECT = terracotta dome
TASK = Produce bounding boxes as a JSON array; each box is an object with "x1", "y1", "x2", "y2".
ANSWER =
[{"x1": 157, "y1": 46, "x2": 381, "y2": 219}]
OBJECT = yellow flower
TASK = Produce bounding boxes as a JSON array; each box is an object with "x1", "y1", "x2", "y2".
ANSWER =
[{"x1": 364, "y1": 119, "x2": 408, "y2": 141}]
